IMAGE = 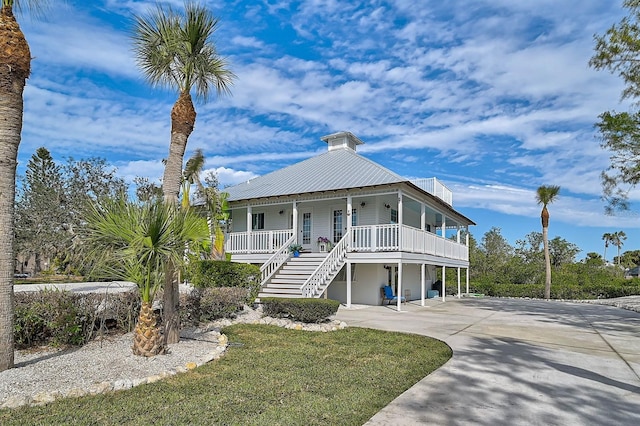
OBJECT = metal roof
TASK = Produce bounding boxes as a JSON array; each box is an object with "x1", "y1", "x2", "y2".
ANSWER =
[{"x1": 225, "y1": 147, "x2": 406, "y2": 201}]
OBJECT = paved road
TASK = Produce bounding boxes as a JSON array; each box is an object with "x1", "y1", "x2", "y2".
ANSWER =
[
  {"x1": 335, "y1": 297, "x2": 640, "y2": 426},
  {"x1": 13, "y1": 281, "x2": 137, "y2": 294}
]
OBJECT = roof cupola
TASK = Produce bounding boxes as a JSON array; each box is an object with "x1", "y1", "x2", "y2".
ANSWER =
[{"x1": 321, "y1": 131, "x2": 364, "y2": 152}]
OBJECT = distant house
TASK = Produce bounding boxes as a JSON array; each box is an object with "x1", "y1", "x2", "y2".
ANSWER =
[
  {"x1": 223, "y1": 132, "x2": 475, "y2": 310},
  {"x1": 626, "y1": 265, "x2": 640, "y2": 278}
]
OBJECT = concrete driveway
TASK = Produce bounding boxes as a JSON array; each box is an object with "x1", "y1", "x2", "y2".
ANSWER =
[{"x1": 335, "y1": 297, "x2": 640, "y2": 426}]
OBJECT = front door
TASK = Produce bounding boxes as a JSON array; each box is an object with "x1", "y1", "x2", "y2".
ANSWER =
[
  {"x1": 333, "y1": 209, "x2": 344, "y2": 244},
  {"x1": 299, "y1": 211, "x2": 312, "y2": 251}
]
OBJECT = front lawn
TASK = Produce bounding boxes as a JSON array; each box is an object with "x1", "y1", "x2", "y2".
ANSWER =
[{"x1": 0, "y1": 325, "x2": 451, "y2": 425}]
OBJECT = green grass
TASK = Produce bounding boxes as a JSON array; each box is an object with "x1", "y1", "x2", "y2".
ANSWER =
[{"x1": 0, "y1": 325, "x2": 451, "y2": 425}]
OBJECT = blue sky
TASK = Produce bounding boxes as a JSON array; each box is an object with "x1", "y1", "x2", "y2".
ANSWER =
[{"x1": 14, "y1": 0, "x2": 639, "y2": 261}]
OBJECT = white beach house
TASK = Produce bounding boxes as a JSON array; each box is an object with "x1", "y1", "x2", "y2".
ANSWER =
[{"x1": 224, "y1": 132, "x2": 475, "y2": 310}]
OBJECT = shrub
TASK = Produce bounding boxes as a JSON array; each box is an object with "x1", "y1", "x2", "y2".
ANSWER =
[
  {"x1": 469, "y1": 277, "x2": 640, "y2": 299},
  {"x1": 261, "y1": 298, "x2": 340, "y2": 323},
  {"x1": 180, "y1": 287, "x2": 248, "y2": 325},
  {"x1": 188, "y1": 260, "x2": 261, "y2": 303},
  {"x1": 14, "y1": 290, "x2": 140, "y2": 349}
]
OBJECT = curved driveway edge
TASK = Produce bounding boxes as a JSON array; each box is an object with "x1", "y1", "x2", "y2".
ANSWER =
[{"x1": 335, "y1": 298, "x2": 640, "y2": 426}]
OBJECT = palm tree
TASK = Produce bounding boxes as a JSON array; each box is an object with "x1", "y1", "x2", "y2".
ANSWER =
[
  {"x1": 612, "y1": 230, "x2": 627, "y2": 265},
  {"x1": 0, "y1": 0, "x2": 49, "y2": 372},
  {"x1": 84, "y1": 198, "x2": 208, "y2": 356},
  {"x1": 132, "y1": 1, "x2": 235, "y2": 205},
  {"x1": 536, "y1": 185, "x2": 560, "y2": 300},
  {"x1": 602, "y1": 232, "x2": 614, "y2": 263},
  {"x1": 181, "y1": 149, "x2": 205, "y2": 210},
  {"x1": 181, "y1": 152, "x2": 229, "y2": 260},
  {"x1": 132, "y1": 1, "x2": 235, "y2": 344}
]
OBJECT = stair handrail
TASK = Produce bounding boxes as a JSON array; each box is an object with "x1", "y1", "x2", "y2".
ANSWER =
[
  {"x1": 260, "y1": 234, "x2": 295, "y2": 286},
  {"x1": 300, "y1": 232, "x2": 349, "y2": 298}
]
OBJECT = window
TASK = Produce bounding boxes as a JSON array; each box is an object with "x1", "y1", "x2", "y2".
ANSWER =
[
  {"x1": 252, "y1": 213, "x2": 264, "y2": 230},
  {"x1": 351, "y1": 208, "x2": 357, "y2": 226},
  {"x1": 390, "y1": 209, "x2": 398, "y2": 224},
  {"x1": 333, "y1": 210, "x2": 343, "y2": 243}
]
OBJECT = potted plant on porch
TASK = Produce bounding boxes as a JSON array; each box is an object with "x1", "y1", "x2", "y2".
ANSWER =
[
  {"x1": 289, "y1": 244, "x2": 303, "y2": 257},
  {"x1": 317, "y1": 236, "x2": 331, "y2": 252}
]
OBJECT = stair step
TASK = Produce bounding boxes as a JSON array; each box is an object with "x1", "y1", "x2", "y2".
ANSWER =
[
  {"x1": 258, "y1": 293, "x2": 305, "y2": 299},
  {"x1": 260, "y1": 288, "x2": 303, "y2": 294},
  {"x1": 283, "y1": 263, "x2": 323, "y2": 268},
  {"x1": 271, "y1": 279, "x2": 307, "y2": 284},
  {"x1": 264, "y1": 283, "x2": 302, "y2": 289}
]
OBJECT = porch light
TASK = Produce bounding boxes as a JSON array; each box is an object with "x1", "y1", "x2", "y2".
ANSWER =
[
  {"x1": 279, "y1": 210, "x2": 284, "y2": 215},
  {"x1": 360, "y1": 202, "x2": 366, "y2": 207},
  {"x1": 384, "y1": 203, "x2": 390, "y2": 209}
]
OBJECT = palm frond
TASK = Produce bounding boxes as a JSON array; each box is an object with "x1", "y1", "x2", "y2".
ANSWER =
[
  {"x1": 83, "y1": 198, "x2": 208, "y2": 303},
  {"x1": 131, "y1": 0, "x2": 235, "y2": 100}
]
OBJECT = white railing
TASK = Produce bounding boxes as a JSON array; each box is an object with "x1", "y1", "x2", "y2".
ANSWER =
[
  {"x1": 260, "y1": 234, "x2": 296, "y2": 286},
  {"x1": 226, "y1": 225, "x2": 468, "y2": 261},
  {"x1": 411, "y1": 178, "x2": 453, "y2": 206},
  {"x1": 352, "y1": 224, "x2": 468, "y2": 261},
  {"x1": 225, "y1": 229, "x2": 294, "y2": 254},
  {"x1": 301, "y1": 232, "x2": 349, "y2": 298}
]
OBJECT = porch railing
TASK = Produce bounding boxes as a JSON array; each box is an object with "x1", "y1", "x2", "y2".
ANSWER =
[
  {"x1": 351, "y1": 224, "x2": 468, "y2": 261},
  {"x1": 225, "y1": 229, "x2": 294, "y2": 254},
  {"x1": 226, "y1": 225, "x2": 468, "y2": 261},
  {"x1": 301, "y1": 232, "x2": 349, "y2": 298},
  {"x1": 260, "y1": 234, "x2": 296, "y2": 286}
]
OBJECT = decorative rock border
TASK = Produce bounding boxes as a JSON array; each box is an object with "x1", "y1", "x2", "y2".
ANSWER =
[{"x1": 1, "y1": 308, "x2": 347, "y2": 410}]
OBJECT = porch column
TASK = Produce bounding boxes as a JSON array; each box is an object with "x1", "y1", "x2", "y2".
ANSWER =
[
  {"x1": 346, "y1": 260, "x2": 352, "y2": 308},
  {"x1": 292, "y1": 201, "x2": 298, "y2": 244},
  {"x1": 247, "y1": 206, "x2": 252, "y2": 252},
  {"x1": 397, "y1": 261, "x2": 403, "y2": 312},
  {"x1": 420, "y1": 203, "x2": 426, "y2": 230},
  {"x1": 457, "y1": 267, "x2": 461, "y2": 299},
  {"x1": 398, "y1": 190, "x2": 403, "y2": 251},
  {"x1": 346, "y1": 195, "x2": 352, "y2": 248},
  {"x1": 442, "y1": 266, "x2": 446, "y2": 302},
  {"x1": 421, "y1": 263, "x2": 425, "y2": 307}
]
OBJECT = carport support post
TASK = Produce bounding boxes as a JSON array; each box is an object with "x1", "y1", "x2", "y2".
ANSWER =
[
  {"x1": 421, "y1": 263, "x2": 425, "y2": 306},
  {"x1": 466, "y1": 267, "x2": 469, "y2": 294},
  {"x1": 442, "y1": 266, "x2": 446, "y2": 302},
  {"x1": 346, "y1": 260, "x2": 352, "y2": 308},
  {"x1": 397, "y1": 261, "x2": 403, "y2": 312},
  {"x1": 457, "y1": 267, "x2": 461, "y2": 299},
  {"x1": 466, "y1": 232, "x2": 470, "y2": 294}
]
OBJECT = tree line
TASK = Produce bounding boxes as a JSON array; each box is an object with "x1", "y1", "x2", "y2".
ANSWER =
[{"x1": 466, "y1": 227, "x2": 636, "y2": 287}]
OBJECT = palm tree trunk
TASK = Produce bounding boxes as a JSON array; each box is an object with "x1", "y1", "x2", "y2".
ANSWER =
[
  {"x1": 543, "y1": 226, "x2": 551, "y2": 299},
  {"x1": 162, "y1": 91, "x2": 196, "y2": 203},
  {"x1": 132, "y1": 301, "x2": 164, "y2": 357},
  {"x1": 0, "y1": 5, "x2": 31, "y2": 372},
  {"x1": 162, "y1": 90, "x2": 196, "y2": 345}
]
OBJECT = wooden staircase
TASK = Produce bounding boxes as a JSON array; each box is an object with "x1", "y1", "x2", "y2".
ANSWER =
[{"x1": 258, "y1": 253, "x2": 328, "y2": 299}]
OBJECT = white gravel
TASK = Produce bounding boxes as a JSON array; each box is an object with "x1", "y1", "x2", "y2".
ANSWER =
[
  {"x1": 0, "y1": 305, "x2": 347, "y2": 409},
  {"x1": 0, "y1": 326, "x2": 224, "y2": 408}
]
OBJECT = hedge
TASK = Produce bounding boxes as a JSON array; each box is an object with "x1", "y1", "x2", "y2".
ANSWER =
[
  {"x1": 469, "y1": 279, "x2": 640, "y2": 299},
  {"x1": 14, "y1": 290, "x2": 140, "y2": 349},
  {"x1": 180, "y1": 287, "x2": 249, "y2": 326},
  {"x1": 261, "y1": 298, "x2": 340, "y2": 323},
  {"x1": 188, "y1": 260, "x2": 261, "y2": 302}
]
